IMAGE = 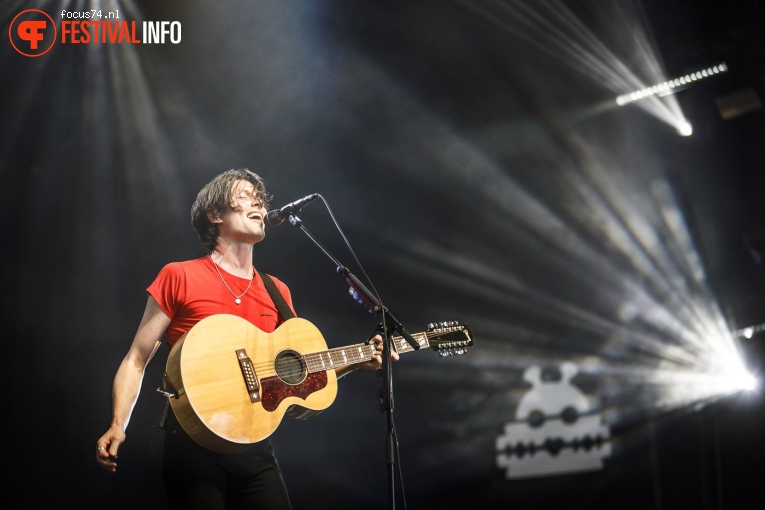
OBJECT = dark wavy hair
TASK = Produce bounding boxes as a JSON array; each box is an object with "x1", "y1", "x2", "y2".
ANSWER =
[{"x1": 190, "y1": 168, "x2": 271, "y2": 252}]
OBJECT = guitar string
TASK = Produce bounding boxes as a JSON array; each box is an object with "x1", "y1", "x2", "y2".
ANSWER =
[
  {"x1": 248, "y1": 345, "x2": 377, "y2": 372},
  {"x1": 246, "y1": 345, "x2": 378, "y2": 379},
  {"x1": 244, "y1": 330, "x2": 463, "y2": 364},
  {"x1": 243, "y1": 329, "x2": 466, "y2": 372},
  {"x1": 233, "y1": 345, "x2": 471, "y2": 381},
  {"x1": 240, "y1": 330, "x2": 468, "y2": 379},
  {"x1": 246, "y1": 344, "x2": 375, "y2": 366},
  {"x1": 250, "y1": 342, "x2": 404, "y2": 378}
]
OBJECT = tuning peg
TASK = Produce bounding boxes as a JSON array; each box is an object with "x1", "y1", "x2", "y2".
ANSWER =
[{"x1": 428, "y1": 321, "x2": 465, "y2": 332}]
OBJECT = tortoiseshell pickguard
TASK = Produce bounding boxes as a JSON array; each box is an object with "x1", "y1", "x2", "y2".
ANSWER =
[{"x1": 260, "y1": 372, "x2": 328, "y2": 412}]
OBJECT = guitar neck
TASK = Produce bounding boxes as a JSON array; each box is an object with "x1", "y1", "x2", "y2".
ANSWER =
[{"x1": 304, "y1": 333, "x2": 429, "y2": 373}]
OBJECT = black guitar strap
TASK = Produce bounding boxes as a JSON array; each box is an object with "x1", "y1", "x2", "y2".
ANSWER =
[{"x1": 256, "y1": 269, "x2": 296, "y2": 322}]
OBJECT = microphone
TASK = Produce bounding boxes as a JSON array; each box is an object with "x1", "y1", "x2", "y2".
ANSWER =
[{"x1": 265, "y1": 193, "x2": 319, "y2": 228}]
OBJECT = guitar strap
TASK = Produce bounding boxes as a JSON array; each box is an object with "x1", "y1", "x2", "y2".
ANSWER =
[{"x1": 256, "y1": 269, "x2": 296, "y2": 323}]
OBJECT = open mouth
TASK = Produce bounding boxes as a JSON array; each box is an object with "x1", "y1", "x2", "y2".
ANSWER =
[{"x1": 247, "y1": 212, "x2": 263, "y2": 221}]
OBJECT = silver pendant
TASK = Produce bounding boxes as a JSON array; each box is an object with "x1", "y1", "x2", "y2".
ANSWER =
[{"x1": 235, "y1": 298, "x2": 241, "y2": 305}]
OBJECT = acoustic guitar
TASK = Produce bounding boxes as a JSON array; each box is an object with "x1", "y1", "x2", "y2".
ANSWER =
[{"x1": 164, "y1": 314, "x2": 473, "y2": 453}]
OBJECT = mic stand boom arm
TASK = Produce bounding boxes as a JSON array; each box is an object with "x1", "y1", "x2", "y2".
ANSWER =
[
  {"x1": 285, "y1": 213, "x2": 414, "y2": 510},
  {"x1": 340, "y1": 267, "x2": 420, "y2": 350},
  {"x1": 285, "y1": 214, "x2": 419, "y2": 349}
]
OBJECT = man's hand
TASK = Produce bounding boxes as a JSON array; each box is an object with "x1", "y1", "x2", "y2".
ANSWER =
[
  {"x1": 363, "y1": 334, "x2": 400, "y2": 370},
  {"x1": 96, "y1": 427, "x2": 124, "y2": 473}
]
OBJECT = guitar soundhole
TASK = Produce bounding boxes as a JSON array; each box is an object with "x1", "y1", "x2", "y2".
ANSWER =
[{"x1": 274, "y1": 350, "x2": 306, "y2": 385}]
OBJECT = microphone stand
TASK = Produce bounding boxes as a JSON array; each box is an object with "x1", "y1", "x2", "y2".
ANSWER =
[{"x1": 284, "y1": 213, "x2": 418, "y2": 510}]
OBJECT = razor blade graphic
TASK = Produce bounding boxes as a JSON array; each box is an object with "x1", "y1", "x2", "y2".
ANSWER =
[{"x1": 496, "y1": 362, "x2": 612, "y2": 479}]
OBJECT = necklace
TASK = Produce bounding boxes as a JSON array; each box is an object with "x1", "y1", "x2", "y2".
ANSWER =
[{"x1": 211, "y1": 256, "x2": 254, "y2": 305}]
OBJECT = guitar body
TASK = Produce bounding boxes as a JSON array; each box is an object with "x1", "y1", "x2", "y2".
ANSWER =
[
  {"x1": 166, "y1": 315, "x2": 338, "y2": 453},
  {"x1": 163, "y1": 314, "x2": 473, "y2": 454}
]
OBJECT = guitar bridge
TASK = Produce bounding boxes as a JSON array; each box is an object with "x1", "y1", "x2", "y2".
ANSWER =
[{"x1": 236, "y1": 349, "x2": 261, "y2": 403}]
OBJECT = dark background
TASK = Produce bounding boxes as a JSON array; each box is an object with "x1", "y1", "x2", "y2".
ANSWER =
[{"x1": 2, "y1": 0, "x2": 764, "y2": 508}]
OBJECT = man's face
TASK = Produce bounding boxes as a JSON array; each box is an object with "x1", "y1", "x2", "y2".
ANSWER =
[{"x1": 216, "y1": 179, "x2": 267, "y2": 244}]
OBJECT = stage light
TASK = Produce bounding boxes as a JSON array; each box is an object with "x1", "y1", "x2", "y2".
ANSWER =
[
  {"x1": 739, "y1": 373, "x2": 758, "y2": 392},
  {"x1": 716, "y1": 350, "x2": 758, "y2": 394},
  {"x1": 734, "y1": 323, "x2": 765, "y2": 339},
  {"x1": 676, "y1": 121, "x2": 693, "y2": 136},
  {"x1": 616, "y1": 63, "x2": 728, "y2": 106}
]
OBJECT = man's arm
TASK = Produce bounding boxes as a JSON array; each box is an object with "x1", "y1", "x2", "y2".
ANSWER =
[{"x1": 96, "y1": 296, "x2": 171, "y2": 472}]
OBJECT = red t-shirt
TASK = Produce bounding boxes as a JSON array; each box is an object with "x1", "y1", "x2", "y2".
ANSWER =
[{"x1": 147, "y1": 256, "x2": 295, "y2": 346}]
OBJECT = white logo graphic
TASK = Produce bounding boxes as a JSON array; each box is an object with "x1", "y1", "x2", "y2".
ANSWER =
[{"x1": 496, "y1": 362, "x2": 611, "y2": 479}]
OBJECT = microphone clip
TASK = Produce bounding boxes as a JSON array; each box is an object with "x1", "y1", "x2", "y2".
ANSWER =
[{"x1": 265, "y1": 193, "x2": 319, "y2": 228}]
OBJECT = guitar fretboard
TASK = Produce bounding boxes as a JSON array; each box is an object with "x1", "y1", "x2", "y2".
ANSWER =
[
  {"x1": 303, "y1": 333, "x2": 431, "y2": 373},
  {"x1": 392, "y1": 332, "x2": 430, "y2": 354}
]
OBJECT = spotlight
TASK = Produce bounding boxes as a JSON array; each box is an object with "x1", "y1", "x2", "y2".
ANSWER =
[
  {"x1": 725, "y1": 371, "x2": 759, "y2": 393},
  {"x1": 740, "y1": 373, "x2": 759, "y2": 392},
  {"x1": 676, "y1": 121, "x2": 693, "y2": 137},
  {"x1": 616, "y1": 62, "x2": 728, "y2": 106},
  {"x1": 735, "y1": 323, "x2": 765, "y2": 339}
]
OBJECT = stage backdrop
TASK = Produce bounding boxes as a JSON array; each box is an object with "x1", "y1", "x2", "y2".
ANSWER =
[{"x1": 2, "y1": 1, "x2": 765, "y2": 509}]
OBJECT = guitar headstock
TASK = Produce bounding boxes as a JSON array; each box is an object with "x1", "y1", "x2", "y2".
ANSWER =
[{"x1": 426, "y1": 321, "x2": 473, "y2": 356}]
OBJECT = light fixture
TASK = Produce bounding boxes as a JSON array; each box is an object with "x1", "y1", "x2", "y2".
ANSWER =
[
  {"x1": 735, "y1": 322, "x2": 765, "y2": 339},
  {"x1": 616, "y1": 63, "x2": 728, "y2": 106},
  {"x1": 676, "y1": 121, "x2": 693, "y2": 137}
]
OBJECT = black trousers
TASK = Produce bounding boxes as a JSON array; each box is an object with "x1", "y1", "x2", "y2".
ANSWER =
[{"x1": 162, "y1": 408, "x2": 292, "y2": 510}]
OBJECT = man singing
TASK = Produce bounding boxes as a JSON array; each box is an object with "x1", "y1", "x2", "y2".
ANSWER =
[{"x1": 96, "y1": 168, "x2": 396, "y2": 509}]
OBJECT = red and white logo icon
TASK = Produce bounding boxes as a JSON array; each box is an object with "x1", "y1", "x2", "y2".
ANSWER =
[{"x1": 9, "y1": 9, "x2": 57, "y2": 57}]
